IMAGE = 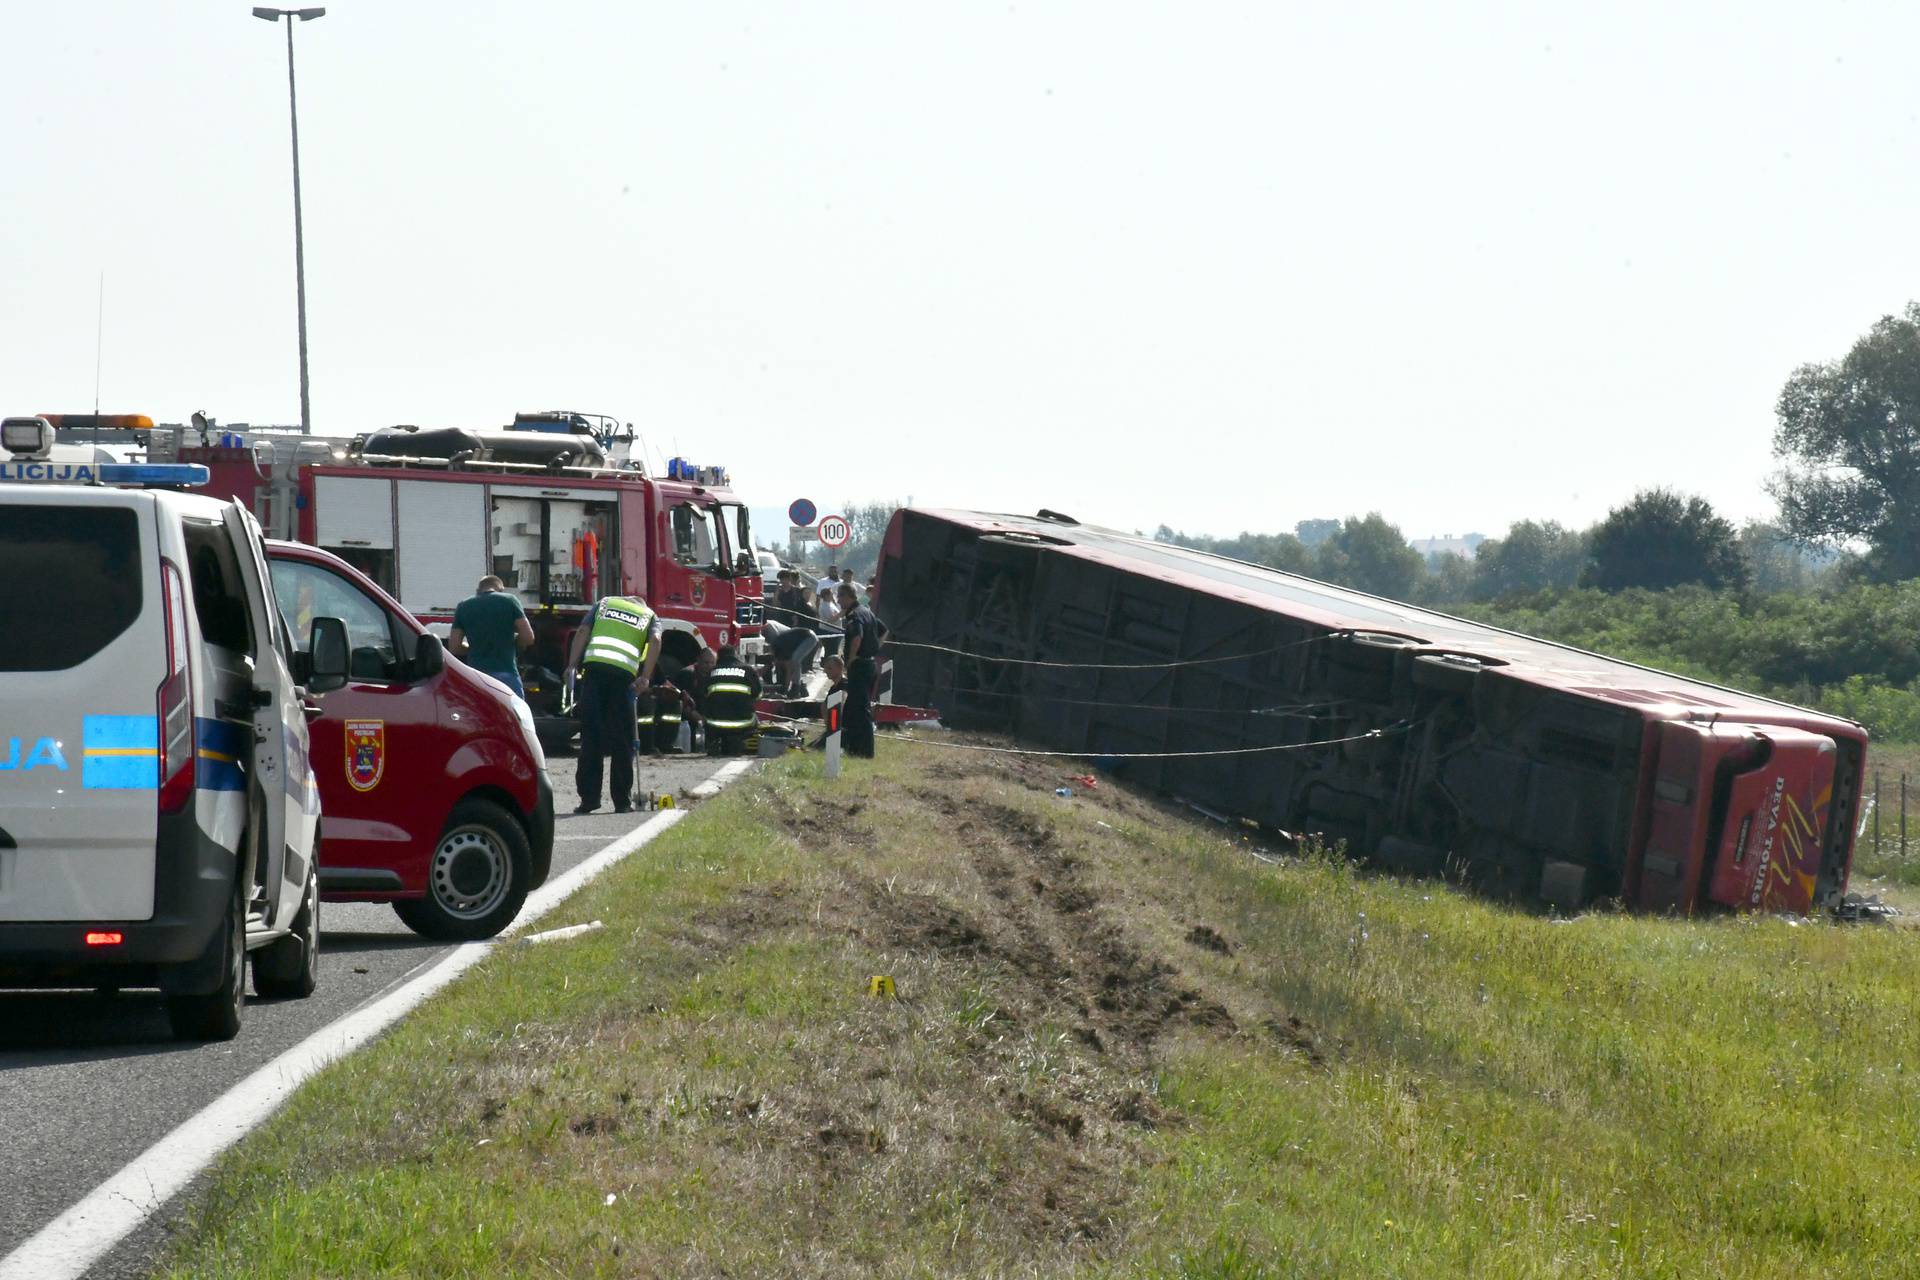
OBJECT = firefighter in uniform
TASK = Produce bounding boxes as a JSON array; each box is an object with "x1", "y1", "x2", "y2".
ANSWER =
[
  {"x1": 564, "y1": 595, "x2": 659, "y2": 813},
  {"x1": 699, "y1": 645, "x2": 762, "y2": 755},
  {"x1": 640, "y1": 668, "x2": 698, "y2": 754},
  {"x1": 633, "y1": 687, "x2": 654, "y2": 750}
]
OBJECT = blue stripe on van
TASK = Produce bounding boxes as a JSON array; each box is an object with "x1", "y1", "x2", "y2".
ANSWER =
[
  {"x1": 195, "y1": 718, "x2": 250, "y2": 756},
  {"x1": 194, "y1": 718, "x2": 249, "y2": 792},
  {"x1": 84, "y1": 755, "x2": 161, "y2": 789},
  {"x1": 81, "y1": 715, "x2": 159, "y2": 790},
  {"x1": 83, "y1": 715, "x2": 158, "y2": 752}
]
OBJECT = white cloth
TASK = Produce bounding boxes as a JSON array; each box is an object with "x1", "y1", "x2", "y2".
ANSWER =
[{"x1": 814, "y1": 575, "x2": 836, "y2": 596}]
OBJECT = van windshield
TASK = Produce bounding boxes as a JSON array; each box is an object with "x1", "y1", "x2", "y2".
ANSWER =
[{"x1": 0, "y1": 506, "x2": 142, "y2": 671}]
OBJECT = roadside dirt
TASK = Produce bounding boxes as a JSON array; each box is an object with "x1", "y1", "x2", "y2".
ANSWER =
[{"x1": 662, "y1": 741, "x2": 1324, "y2": 1254}]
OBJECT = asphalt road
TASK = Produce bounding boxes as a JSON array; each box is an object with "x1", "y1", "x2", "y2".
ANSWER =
[{"x1": 0, "y1": 752, "x2": 736, "y2": 1280}]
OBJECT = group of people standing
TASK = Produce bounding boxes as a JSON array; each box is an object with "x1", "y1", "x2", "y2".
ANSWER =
[
  {"x1": 765, "y1": 564, "x2": 883, "y2": 757},
  {"x1": 447, "y1": 561, "x2": 885, "y2": 817},
  {"x1": 766, "y1": 565, "x2": 872, "y2": 658}
]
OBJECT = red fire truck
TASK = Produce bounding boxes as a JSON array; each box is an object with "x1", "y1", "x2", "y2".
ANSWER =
[{"x1": 136, "y1": 412, "x2": 764, "y2": 749}]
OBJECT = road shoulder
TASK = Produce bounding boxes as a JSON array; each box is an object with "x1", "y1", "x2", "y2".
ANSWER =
[{"x1": 0, "y1": 759, "x2": 755, "y2": 1280}]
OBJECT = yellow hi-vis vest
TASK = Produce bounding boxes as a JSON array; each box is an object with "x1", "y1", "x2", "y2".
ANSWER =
[{"x1": 582, "y1": 597, "x2": 655, "y2": 675}]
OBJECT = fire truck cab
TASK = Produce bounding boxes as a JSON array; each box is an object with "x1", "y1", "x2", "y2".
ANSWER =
[{"x1": 160, "y1": 412, "x2": 765, "y2": 750}]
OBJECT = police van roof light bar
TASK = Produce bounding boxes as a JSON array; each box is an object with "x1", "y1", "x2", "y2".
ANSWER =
[
  {"x1": 0, "y1": 460, "x2": 210, "y2": 488},
  {"x1": 102, "y1": 463, "x2": 212, "y2": 487}
]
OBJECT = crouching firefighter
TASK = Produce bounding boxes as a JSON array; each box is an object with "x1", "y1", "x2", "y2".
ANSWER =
[
  {"x1": 699, "y1": 645, "x2": 762, "y2": 755},
  {"x1": 640, "y1": 668, "x2": 698, "y2": 754},
  {"x1": 564, "y1": 594, "x2": 659, "y2": 814}
]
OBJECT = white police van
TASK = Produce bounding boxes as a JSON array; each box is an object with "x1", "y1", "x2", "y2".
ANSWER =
[{"x1": 0, "y1": 417, "x2": 347, "y2": 1040}]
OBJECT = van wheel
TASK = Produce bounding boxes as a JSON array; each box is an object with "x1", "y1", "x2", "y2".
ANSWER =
[
  {"x1": 167, "y1": 887, "x2": 246, "y2": 1042},
  {"x1": 254, "y1": 870, "x2": 320, "y2": 999},
  {"x1": 392, "y1": 799, "x2": 531, "y2": 941}
]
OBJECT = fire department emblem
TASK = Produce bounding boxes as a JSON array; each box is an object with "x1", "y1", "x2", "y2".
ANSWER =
[
  {"x1": 689, "y1": 576, "x2": 706, "y2": 607},
  {"x1": 345, "y1": 719, "x2": 385, "y2": 791}
]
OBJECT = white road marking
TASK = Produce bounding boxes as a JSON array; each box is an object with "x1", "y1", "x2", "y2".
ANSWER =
[
  {"x1": 520, "y1": 920, "x2": 603, "y2": 945},
  {"x1": 0, "y1": 759, "x2": 756, "y2": 1280},
  {"x1": 687, "y1": 757, "x2": 756, "y2": 799}
]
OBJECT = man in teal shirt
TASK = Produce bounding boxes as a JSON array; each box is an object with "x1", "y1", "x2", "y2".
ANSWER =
[{"x1": 449, "y1": 576, "x2": 535, "y2": 698}]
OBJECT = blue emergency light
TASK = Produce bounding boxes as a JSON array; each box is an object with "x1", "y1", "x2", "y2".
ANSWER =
[
  {"x1": 0, "y1": 460, "x2": 209, "y2": 487},
  {"x1": 100, "y1": 463, "x2": 210, "y2": 487},
  {"x1": 665, "y1": 456, "x2": 729, "y2": 485}
]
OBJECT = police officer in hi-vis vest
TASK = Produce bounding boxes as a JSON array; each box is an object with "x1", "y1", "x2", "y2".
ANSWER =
[{"x1": 564, "y1": 594, "x2": 660, "y2": 813}]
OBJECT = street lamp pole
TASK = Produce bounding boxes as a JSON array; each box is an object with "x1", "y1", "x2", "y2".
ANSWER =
[{"x1": 252, "y1": 7, "x2": 326, "y2": 435}]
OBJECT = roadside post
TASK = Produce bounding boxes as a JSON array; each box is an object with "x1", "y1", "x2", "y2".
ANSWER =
[
  {"x1": 787, "y1": 524, "x2": 819, "y2": 563},
  {"x1": 824, "y1": 687, "x2": 846, "y2": 779}
]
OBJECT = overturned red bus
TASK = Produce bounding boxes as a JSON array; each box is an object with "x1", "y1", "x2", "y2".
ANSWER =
[{"x1": 877, "y1": 508, "x2": 1866, "y2": 916}]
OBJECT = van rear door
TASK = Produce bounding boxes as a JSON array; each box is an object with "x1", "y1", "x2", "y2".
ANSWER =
[
  {"x1": 0, "y1": 495, "x2": 167, "y2": 922},
  {"x1": 222, "y1": 504, "x2": 310, "y2": 927}
]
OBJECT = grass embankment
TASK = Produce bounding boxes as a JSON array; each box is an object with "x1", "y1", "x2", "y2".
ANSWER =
[{"x1": 162, "y1": 743, "x2": 1920, "y2": 1278}]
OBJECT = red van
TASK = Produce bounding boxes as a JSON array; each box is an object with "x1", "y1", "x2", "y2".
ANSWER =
[{"x1": 265, "y1": 541, "x2": 555, "y2": 939}]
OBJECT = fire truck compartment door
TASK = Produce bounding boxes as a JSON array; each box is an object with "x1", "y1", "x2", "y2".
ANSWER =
[
  {"x1": 313, "y1": 476, "x2": 394, "y2": 549},
  {"x1": 396, "y1": 480, "x2": 487, "y2": 616}
]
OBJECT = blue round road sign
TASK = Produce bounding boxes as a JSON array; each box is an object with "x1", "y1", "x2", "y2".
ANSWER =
[{"x1": 788, "y1": 498, "x2": 817, "y2": 527}]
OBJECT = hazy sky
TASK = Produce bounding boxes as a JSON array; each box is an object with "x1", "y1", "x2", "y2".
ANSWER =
[{"x1": 6, "y1": 2, "x2": 1919, "y2": 541}]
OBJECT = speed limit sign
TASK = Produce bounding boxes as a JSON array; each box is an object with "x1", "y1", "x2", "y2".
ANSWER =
[{"x1": 817, "y1": 514, "x2": 851, "y2": 548}]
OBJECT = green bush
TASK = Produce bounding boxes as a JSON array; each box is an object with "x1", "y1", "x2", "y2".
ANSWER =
[
  {"x1": 1456, "y1": 584, "x2": 1920, "y2": 742},
  {"x1": 1812, "y1": 677, "x2": 1920, "y2": 742}
]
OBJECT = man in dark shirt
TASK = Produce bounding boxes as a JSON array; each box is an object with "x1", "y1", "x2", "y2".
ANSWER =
[
  {"x1": 763, "y1": 620, "x2": 820, "y2": 697},
  {"x1": 448, "y1": 576, "x2": 534, "y2": 697},
  {"x1": 836, "y1": 582, "x2": 883, "y2": 758},
  {"x1": 772, "y1": 570, "x2": 816, "y2": 633}
]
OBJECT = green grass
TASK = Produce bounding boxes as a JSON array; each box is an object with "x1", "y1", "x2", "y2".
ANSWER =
[
  {"x1": 157, "y1": 743, "x2": 1920, "y2": 1278},
  {"x1": 1851, "y1": 741, "x2": 1920, "y2": 888}
]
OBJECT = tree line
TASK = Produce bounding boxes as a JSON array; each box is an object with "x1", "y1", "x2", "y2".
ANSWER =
[
  {"x1": 1155, "y1": 500, "x2": 1834, "y2": 606},
  {"x1": 822, "y1": 306, "x2": 1920, "y2": 736},
  {"x1": 1151, "y1": 302, "x2": 1920, "y2": 741}
]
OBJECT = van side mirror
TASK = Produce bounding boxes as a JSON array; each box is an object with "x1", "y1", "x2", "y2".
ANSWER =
[
  {"x1": 309, "y1": 617, "x2": 350, "y2": 694},
  {"x1": 411, "y1": 632, "x2": 445, "y2": 681}
]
